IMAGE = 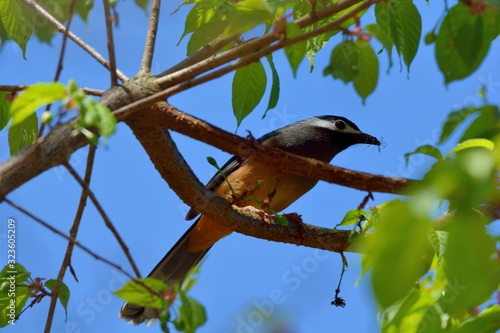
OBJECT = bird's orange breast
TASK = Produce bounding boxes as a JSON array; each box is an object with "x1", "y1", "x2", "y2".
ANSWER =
[{"x1": 186, "y1": 160, "x2": 317, "y2": 252}]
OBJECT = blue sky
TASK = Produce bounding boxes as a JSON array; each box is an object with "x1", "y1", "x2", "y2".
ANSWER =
[{"x1": 1, "y1": 1, "x2": 500, "y2": 333}]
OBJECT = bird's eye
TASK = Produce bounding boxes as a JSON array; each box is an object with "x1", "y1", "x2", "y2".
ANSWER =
[{"x1": 335, "y1": 120, "x2": 346, "y2": 130}]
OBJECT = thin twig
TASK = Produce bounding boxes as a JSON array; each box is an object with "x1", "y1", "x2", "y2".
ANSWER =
[
  {"x1": 140, "y1": 0, "x2": 161, "y2": 73},
  {"x1": 20, "y1": 0, "x2": 128, "y2": 82},
  {"x1": 102, "y1": 0, "x2": 119, "y2": 86},
  {"x1": 62, "y1": 162, "x2": 141, "y2": 278},
  {"x1": 0, "y1": 85, "x2": 104, "y2": 96},
  {"x1": 52, "y1": 0, "x2": 77, "y2": 83},
  {"x1": 44, "y1": 145, "x2": 96, "y2": 333},
  {"x1": 39, "y1": 0, "x2": 78, "y2": 139},
  {"x1": 3, "y1": 198, "x2": 136, "y2": 280}
]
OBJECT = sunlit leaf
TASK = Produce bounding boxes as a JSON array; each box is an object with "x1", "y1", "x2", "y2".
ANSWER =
[
  {"x1": 114, "y1": 277, "x2": 170, "y2": 309},
  {"x1": 0, "y1": 264, "x2": 30, "y2": 327},
  {"x1": 404, "y1": 145, "x2": 442, "y2": 166},
  {"x1": 446, "y1": 138, "x2": 495, "y2": 157},
  {"x1": 336, "y1": 209, "x2": 366, "y2": 228},
  {"x1": 10, "y1": 82, "x2": 66, "y2": 126}
]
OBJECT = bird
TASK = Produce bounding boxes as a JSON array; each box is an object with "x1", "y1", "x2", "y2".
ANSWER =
[{"x1": 119, "y1": 115, "x2": 380, "y2": 324}]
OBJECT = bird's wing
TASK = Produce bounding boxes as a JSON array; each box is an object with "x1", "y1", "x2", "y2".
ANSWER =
[{"x1": 185, "y1": 155, "x2": 245, "y2": 220}]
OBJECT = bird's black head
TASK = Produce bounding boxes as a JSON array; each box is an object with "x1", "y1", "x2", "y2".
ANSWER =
[{"x1": 260, "y1": 115, "x2": 380, "y2": 162}]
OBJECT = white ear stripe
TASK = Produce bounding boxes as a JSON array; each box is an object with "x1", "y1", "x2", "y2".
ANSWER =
[{"x1": 308, "y1": 117, "x2": 361, "y2": 134}]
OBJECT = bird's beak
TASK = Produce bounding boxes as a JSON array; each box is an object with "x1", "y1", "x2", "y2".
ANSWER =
[{"x1": 356, "y1": 132, "x2": 381, "y2": 146}]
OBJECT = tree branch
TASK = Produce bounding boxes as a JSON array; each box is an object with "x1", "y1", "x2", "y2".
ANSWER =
[
  {"x1": 20, "y1": 0, "x2": 128, "y2": 82},
  {"x1": 44, "y1": 144, "x2": 95, "y2": 333},
  {"x1": 155, "y1": 0, "x2": 367, "y2": 88},
  {"x1": 102, "y1": 0, "x2": 119, "y2": 86},
  {"x1": 62, "y1": 161, "x2": 142, "y2": 278},
  {"x1": 126, "y1": 102, "x2": 411, "y2": 194},
  {"x1": 127, "y1": 121, "x2": 361, "y2": 253},
  {"x1": 139, "y1": 0, "x2": 161, "y2": 73},
  {"x1": 4, "y1": 198, "x2": 137, "y2": 280}
]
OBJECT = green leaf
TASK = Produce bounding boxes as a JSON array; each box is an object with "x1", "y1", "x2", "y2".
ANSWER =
[
  {"x1": 186, "y1": 19, "x2": 227, "y2": 56},
  {"x1": 284, "y1": 22, "x2": 306, "y2": 77},
  {"x1": 365, "y1": 23, "x2": 393, "y2": 69},
  {"x1": 404, "y1": 145, "x2": 443, "y2": 166},
  {"x1": 263, "y1": 54, "x2": 280, "y2": 117},
  {"x1": 177, "y1": 289, "x2": 207, "y2": 333},
  {"x1": 436, "y1": 3, "x2": 496, "y2": 84},
  {"x1": 324, "y1": 40, "x2": 379, "y2": 102},
  {"x1": 353, "y1": 40, "x2": 378, "y2": 103},
  {"x1": 458, "y1": 305, "x2": 500, "y2": 333},
  {"x1": 0, "y1": 0, "x2": 34, "y2": 58},
  {"x1": 33, "y1": 0, "x2": 71, "y2": 44},
  {"x1": 0, "y1": 91, "x2": 12, "y2": 131},
  {"x1": 179, "y1": 1, "x2": 218, "y2": 45},
  {"x1": 44, "y1": 279, "x2": 70, "y2": 318},
  {"x1": 74, "y1": 0, "x2": 94, "y2": 22},
  {"x1": 367, "y1": 201, "x2": 431, "y2": 309},
  {"x1": 0, "y1": 264, "x2": 30, "y2": 327},
  {"x1": 10, "y1": 82, "x2": 66, "y2": 126},
  {"x1": 8, "y1": 112, "x2": 38, "y2": 155},
  {"x1": 439, "y1": 107, "x2": 481, "y2": 144},
  {"x1": 134, "y1": 0, "x2": 149, "y2": 11},
  {"x1": 78, "y1": 98, "x2": 116, "y2": 141},
  {"x1": 336, "y1": 209, "x2": 366, "y2": 228},
  {"x1": 222, "y1": 0, "x2": 273, "y2": 39},
  {"x1": 232, "y1": 60, "x2": 267, "y2": 127},
  {"x1": 446, "y1": 138, "x2": 495, "y2": 157},
  {"x1": 375, "y1": 0, "x2": 421, "y2": 72},
  {"x1": 441, "y1": 213, "x2": 500, "y2": 314},
  {"x1": 114, "y1": 277, "x2": 170, "y2": 309},
  {"x1": 459, "y1": 105, "x2": 500, "y2": 143},
  {"x1": 428, "y1": 228, "x2": 447, "y2": 260}
]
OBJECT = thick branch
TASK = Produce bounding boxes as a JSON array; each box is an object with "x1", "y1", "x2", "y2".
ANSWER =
[
  {"x1": 127, "y1": 121, "x2": 360, "y2": 253},
  {"x1": 126, "y1": 103, "x2": 411, "y2": 194}
]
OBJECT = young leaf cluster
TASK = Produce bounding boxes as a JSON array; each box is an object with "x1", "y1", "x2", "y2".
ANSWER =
[
  {"x1": 0, "y1": 263, "x2": 70, "y2": 327},
  {"x1": 0, "y1": 81, "x2": 116, "y2": 153}
]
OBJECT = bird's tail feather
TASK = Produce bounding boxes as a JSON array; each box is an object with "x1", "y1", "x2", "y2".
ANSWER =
[{"x1": 119, "y1": 219, "x2": 209, "y2": 324}]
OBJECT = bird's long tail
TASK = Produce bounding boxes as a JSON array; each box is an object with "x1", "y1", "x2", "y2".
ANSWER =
[{"x1": 119, "y1": 220, "x2": 210, "y2": 324}]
